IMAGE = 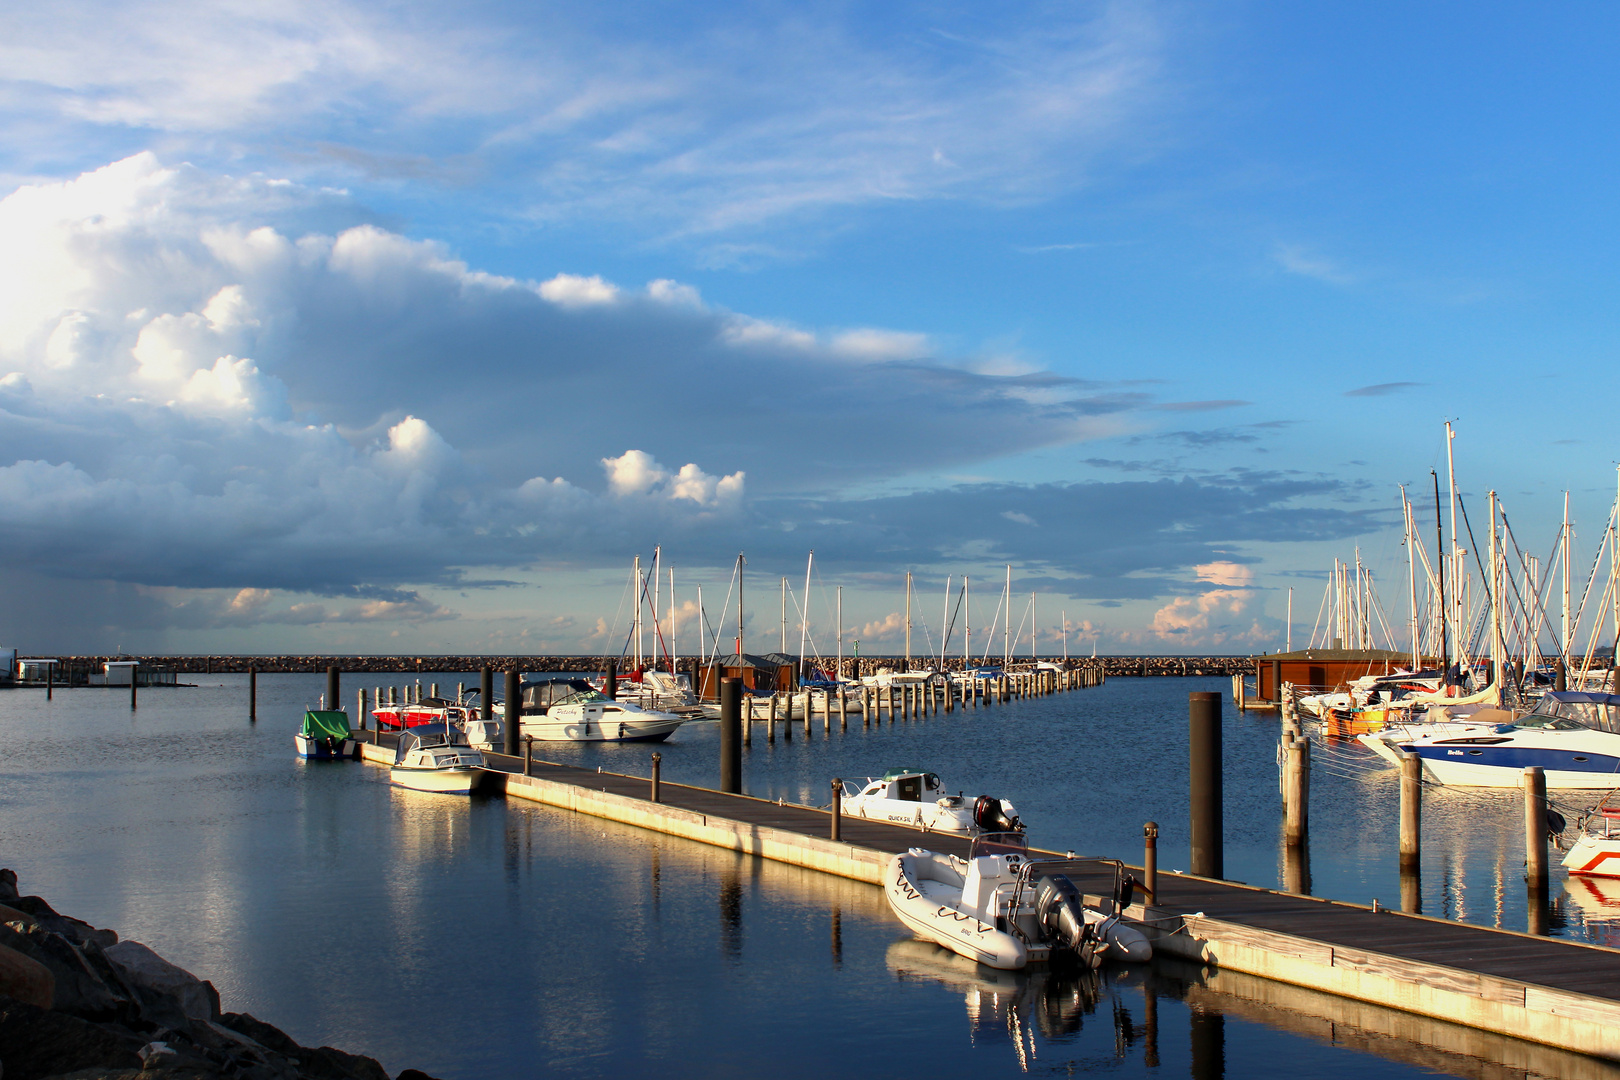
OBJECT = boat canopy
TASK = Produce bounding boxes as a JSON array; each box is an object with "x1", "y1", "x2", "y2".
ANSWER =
[
  {"x1": 394, "y1": 722, "x2": 472, "y2": 762},
  {"x1": 1519, "y1": 692, "x2": 1620, "y2": 734},
  {"x1": 520, "y1": 679, "x2": 601, "y2": 710},
  {"x1": 300, "y1": 710, "x2": 351, "y2": 740},
  {"x1": 881, "y1": 767, "x2": 924, "y2": 780}
]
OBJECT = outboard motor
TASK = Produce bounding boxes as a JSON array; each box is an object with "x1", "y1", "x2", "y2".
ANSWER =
[
  {"x1": 973, "y1": 795, "x2": 1023, "y2": 832},
  {"x1": 1035, "y1": 874, "x2": 1101, "y2": 968},
  {"x1": 1113, "y1": 873, "x2": 1137, "y2": 913}
]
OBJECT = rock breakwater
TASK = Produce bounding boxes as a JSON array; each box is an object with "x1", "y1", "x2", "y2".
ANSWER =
[{"x1": 0, "y1": 869, "x2": 439, "y2": 1080}]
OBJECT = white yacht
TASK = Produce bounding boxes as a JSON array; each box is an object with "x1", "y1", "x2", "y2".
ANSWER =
[
  {"x1": 1360, "y1": 691, "x2": 1620, "y2": 788},
  {"x1": 490, "y1": 678, "x2": 685, "y2": 743}
]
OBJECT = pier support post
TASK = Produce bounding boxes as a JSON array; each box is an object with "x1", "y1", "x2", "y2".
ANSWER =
[
  {"x1": 1285, "y1": 738, "x2": 1309, "y2": 849},
  {"x1": 831, "y1": 778, "x2": 842, "y2": 841},
  {"x1": 130, "y1": 672, "x2": 137, "y2": 710},
  {"x1": 524, "y1": 734, "x2": 533, "y2": 777},
  {"x1": 357, "y1": 689, "x2": 368, "y2": 731},
  {"x1": 249, "y1": 667, "x2": 257, "y2": 723},
  {"x1": 767, "y1": 693, "x2": 776, "y2": 743},
  {"x1": 803, "y1": 690, "x2": 812, "y2": 737},
  {"x1": 1400, "y1": 752, "x2": 1422, "y2": 875},
  {"x1": 839, "y1": 689, "x2": 848, "y2": 731},
  {"x1": 1189, "y1": 691, "x2": 1223, "y2": 879},
  {"x1": 481, "y1": 666, "x2": 493, "y2": 722},
  {"x1": 650, "y1": 752, "x2": 661, "y2": 803},
  {"x1": 1524, "y1": 766, "x2": 1549, "y2": 890},
  {"x1": 45, "y1": 662, "x2": 51, "y2": 701},
  {"x1": 862, "y1": 689, "x2": 870, "y2": 728},
  {"x1": 326, "y1": 667, "x2": 340, "y2": 717},
  {"x1": 1143, "y1": 821, "x2": 1158, "y2": 904},
  {"x1": 1555, "y1": 658, "x2": 1567, "y2": 692},
  {"x1": 605, "y1": 659, "x2": 617, "y2": 701},
  {"x1": 504, "y1": 670, "x2": 521, "y2": 756},
  {"x1": 720, "y1": 678, "x2": 742, "y2": 794}
]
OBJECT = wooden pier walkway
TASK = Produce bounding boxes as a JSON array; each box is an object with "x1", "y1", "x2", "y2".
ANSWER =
[{"x1": 359, "y1": 732, "x2": 1620, "y2": 1064}]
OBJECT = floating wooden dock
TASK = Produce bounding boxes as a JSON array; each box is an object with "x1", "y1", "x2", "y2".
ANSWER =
[{"x1": 357, "y1": 733, "x2": 1620, "y2": 1064}]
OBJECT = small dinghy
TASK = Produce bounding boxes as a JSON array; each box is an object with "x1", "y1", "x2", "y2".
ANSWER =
[
  {"x1": 841, "y1": 769, "x2": 1022, "y2": 834},
  {"x1": 294, "y1": 710, "x2": 358, "y2": 759},
  {"x1": 885, "y1": 832, "x2": 1151, "y2": 971},
  {"x1": 390, "y1": 723, "x2": 486, "y2": 794}
]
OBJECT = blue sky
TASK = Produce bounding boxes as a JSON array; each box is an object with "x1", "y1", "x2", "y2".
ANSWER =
[{"x1": 0, "y1": 1, "x2": 1616, "y2": 657}]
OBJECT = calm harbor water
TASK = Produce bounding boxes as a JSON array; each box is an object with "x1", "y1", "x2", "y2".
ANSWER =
[{"x1": 0, "y1": 672, "x2": 1614, "y2": 1078}]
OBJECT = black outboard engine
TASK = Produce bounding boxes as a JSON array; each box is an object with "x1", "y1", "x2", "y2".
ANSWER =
[
  {"x1": 1035, "y1": 874, "x2": 1100, "y2": 967},
  {"x1": 972, "y1": 795, "x2": 1022, "y2": 832}
]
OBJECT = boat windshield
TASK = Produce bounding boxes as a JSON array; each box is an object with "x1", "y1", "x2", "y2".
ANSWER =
[
  {"x1": 554, "y1": 688, "x2": 611, "y2": 706},
  {"x1": 1517, "y1": 695, "x2": 1620, "y2": 734},
  {"x1": 969, "y1": 832, "x2": 1029, "y2": 860}
]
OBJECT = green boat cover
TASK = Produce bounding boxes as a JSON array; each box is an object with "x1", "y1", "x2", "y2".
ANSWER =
[{"x1": 301, "y1": 710, "x2": 352, "y2": 740}]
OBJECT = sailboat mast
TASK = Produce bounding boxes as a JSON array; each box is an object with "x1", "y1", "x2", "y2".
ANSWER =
[
  {"x1": 1287, "y1": 587, "x2": 1294, "y2": 653},
  {"x1": 668, "y1": 567, "x2": 676, "y2": 673},
  {"x1": 905, "y1": 571, "x2": 912, "y2": 669},
  {"x1": 941, "y1": 576, "x2": 951, "y2": 668},
  {"x1": 1031, "y1": 592, "x2": 1036, "y2": 660},
  {"x1": 837, "y1": 586, "x2": 843, "y2": 677},
  {"x1": 1004, "y1": 565, "x2": 1011, "y2": 668},
  {"x1": 1445, "y1": 422, "x2": 1460, "y2": 661},
  {"x1": 963, "y1": 576, "x2": 970, "y2": 667},
  {"x1": 800, "y1": 552, "x2": 813, "y2": 676},
  {"x1": 1432, "y1": 471, "x2": 1450, "y2": 685},
  {"x1": 737, "y1": 553, "x2": 745, "y2": 657},
  {"x1": 634, "y1": 554, "x2": 643, "y2": 669},
  {"x1": 1062, "y1": 609, "x2": 1068, "y2": 662},
  {"x1": 652, "y1": 546, "x2": 662, "y2": 668},
  {"x1": 1489, "y1": 490, "x2": 1503, "y2": 691},
  {"x1": 1404, "y1": 488, "x2": 1419, "y2": 669},
  {"x1": 1564, "y1": 491, "x2": 1572, "y2": 661},
  {"x1": 780, "y1": 577, "x2": 787, "y2": 653}
]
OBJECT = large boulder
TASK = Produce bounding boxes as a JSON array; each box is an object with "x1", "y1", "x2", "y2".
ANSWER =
[
  {"x1": 0, "y1": 992, "x2": 143, "y2": 1079},
  {"x1": 5, "y1": 896, "x2": 118, "y2": 950},
  {"x1": 0, "y1": 941, "x2": 53, "y2": 1008},
  {"x1": 103, "y1": 940, "x2": 218, "y2": 1023},
  {"x1": 0, "y1": 924, "x2": 133, "y2": 1021}
]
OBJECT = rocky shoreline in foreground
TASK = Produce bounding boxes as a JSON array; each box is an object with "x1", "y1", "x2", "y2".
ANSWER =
[{"x1": 0, "y1": 869, "x2": 438, "y2": 1080}]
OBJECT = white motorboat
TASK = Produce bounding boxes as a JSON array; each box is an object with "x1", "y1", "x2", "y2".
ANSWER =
[
  {"x1": 1561, "y1": 793, "x2": 1620, "y2": 878},
  {"x1": 491, "y1": 678, "x2": 685, "y2": 743},
  {"x1": 1359, "y1": 691, "x2": 1620, "y2": 788},
  {"x1": 390, "y1": 723, "x2": 486, "y2": 794},
  {"x1": 841, "y1": 769, "x2": 1020, "y2": 834},
  {"x1": 603, "y1": 669, "x2": 710, "y2": 718},
  {"x1": 885, "y1": 832, "x2": 1151, "y2": 971}
]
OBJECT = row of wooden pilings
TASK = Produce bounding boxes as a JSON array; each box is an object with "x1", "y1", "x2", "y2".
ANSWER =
[{"x1": 1272, "y1": 684, "x2": 1555, "y2": 924}]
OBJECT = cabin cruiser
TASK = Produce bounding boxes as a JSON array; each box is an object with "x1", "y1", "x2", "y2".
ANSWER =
[
  {"x1": 294, "y1": 709, "x2": 358, "y2": 759},
  {"x1": 373, "y1": 695, "x2": 476, "y2": 731},
  {"x1": 841, "y1": 769, "x2": 1020, "y2": 834},
  {"x1": 390, "y1": 723, "x2": 486, "y2": 794},
  {"x1": 488, "y1": 678, "x2": 685, "y2": 743},
  {"x1": 861, "y1": 667, "x2": 945, "y2": 689},
  {"x1": 1359, "y1": 691, "x2": 1620, "y2": 788},
  {"x1": 885, "y1": 832, "x2": 1151, "y2": 971},
  {"x1": 598, "y1": 669, "x2": 710, "y2": 718}
]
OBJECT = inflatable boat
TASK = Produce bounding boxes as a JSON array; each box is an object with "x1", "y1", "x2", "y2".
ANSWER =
[{"x1": 885, "y1": 832, "x2": 1151, "y2": 971}]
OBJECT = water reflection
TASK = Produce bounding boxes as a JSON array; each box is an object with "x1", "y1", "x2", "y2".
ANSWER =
[{"x1": 886, "y1": 939, "x2": 1108, "y2": 1071}]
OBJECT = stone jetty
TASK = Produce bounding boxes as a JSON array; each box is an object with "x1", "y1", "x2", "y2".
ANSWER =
[{"x1": 0, "y1": 869, "x2": 438, "y2": 1080}]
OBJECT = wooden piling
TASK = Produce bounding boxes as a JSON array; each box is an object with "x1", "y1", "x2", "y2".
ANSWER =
[
  {"x1": 803, "y1": 690, "x2": 812, "y2": 736},
  {"x1": 480, "y1": 667, "x2": 493, "y2": 722},
  {"x1": 1189, "y1": 691, "x2": 1223, "y2": 879},
  {"x1": 831, "y1": 778, "x2": 842, "y2": 841},
  {"x1": 1143, "y1": 821, "x2": 1158, "y2": 903},
  {"x1": 504, "y1": 670, "x2": 521, "y2": 756},
  {"x1": 650, "y1": 752, "x2": 661, "y2": 803},
  {"x1": 1400, "y1": 752, "x2": 1422, "y2": 875},
  {"x1": 605, "y1": 659, "x2": 618, "y2": 700},
  {"x1": 430, "y1": 682, "x2": 439, "y2": 699},
  {"x1": 839, "y1": 689, "x2": 848, "y2": 731},
  {"x1": 249, "y1": 667, "x2": 257, "y2": 722},
  {"x1": 1524, "y1": 766, "x2": 1549, "y2": 890},
  {"x1": 767, "y1": 693, "x2": 777, "y2": 743},
  {"x1": 130, "y1": 671, "x2": 137, "y2": 710},
  {"x1": 524, "y1": 734, "x2": 534, "y2": 776},
  {"x1": 357, "y1": 688, "x2": 368, "y2": 731},
  {"x1": 720, "y1": 678, "x2": 742, "y2": 794},
  {"x1": 1285, "y1": 738, "x2": 1309, "y2": 849}
]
